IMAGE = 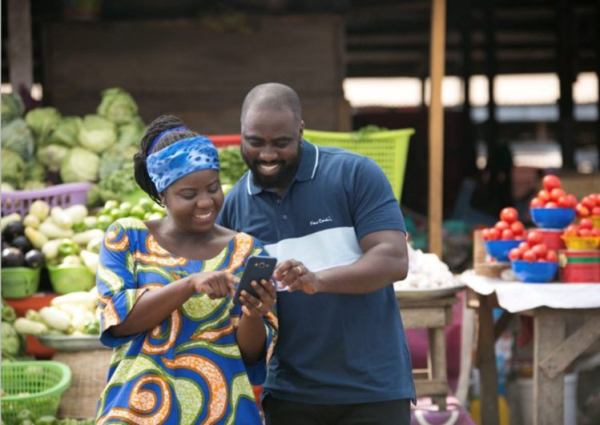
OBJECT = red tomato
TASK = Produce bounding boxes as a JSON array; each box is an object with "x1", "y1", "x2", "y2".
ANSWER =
[
  {"x1": 531, "y1": 243, "x2": 548, "y2": 259},
  {"x1": 511, "y1": 221, "x2": 525, "y2": 236},
  {"x1": 494, "y1": 221, "x2": 510, "y2": 231},
  {"x1": 500, "y1": 207, "x2": 518, "y2": 224},
  {"x1": 557, "y1": 196, "x2": 571, "y2": 208},
  {"x1": 578, "y1": 228, "x2": 592, "y2": 237},
  {"x1": 566, "y1": 194, "x2": 578, "y2": 208},
  {"x1": 482, "y1": 228, "x2": 490, "y2": 240},
  {"x1": 581, "y1": 196, "x2": 596, "y2": 210},
  {"x1": 576, "y1": 204, "x2": 590, "y2": 217},
  {"x1": 591, "y1": 228, "x2": 600, "y2": 237},
  {"x1": 501, "y1": 229, "x2": 515, "y2": 240},
  {"x1": 538, "y1": 190, "x2": 552, "y2": 202},
  {"x1": 488, "y1": 228, "x2": 500, "y2": 240},
  {"x1": 592, "y1": 207, "x2": 600, "y2": 216},
  {"x1": 580, "y1": 218, "x2": 594, "y2": 230},
  {"x1": 564, "y1": 224, "x2": 579, "y2": 237},
  {"x1": 542, "y1": 175, "x2": 562, "y2": 191},
  {"x1": 550, "y1": 188, "x2": 566, "y2": 202},
  {"x1": 508, "y1": 248, "x2": 521, "y2": 261},
  {"x1": 527, "y1": 231, "x2": 543, "y2": 246},
  {"x1": 545, "y1": 250, "x2": 558, "y2": 262},
  {"x1": 523, "y1": 250, "x2": 537, "y2": 262},
  {"x1": 518, "y1": 241, "x2": 530, "y2": 253},
  {"x1": 530, "y1": 197, "x2": 545, "y2": 208},
  {"x1": 546, "y1": 201, "x2": 558, "y2": 208}
]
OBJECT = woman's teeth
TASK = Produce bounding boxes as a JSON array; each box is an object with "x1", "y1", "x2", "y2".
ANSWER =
[{"x1": 194, "y1": 212, "x2": 211, "y2": 219}]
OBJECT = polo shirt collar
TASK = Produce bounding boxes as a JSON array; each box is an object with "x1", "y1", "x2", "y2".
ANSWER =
[{"x1": 246, "y1": 139, "x2": 319, "y2": 195}]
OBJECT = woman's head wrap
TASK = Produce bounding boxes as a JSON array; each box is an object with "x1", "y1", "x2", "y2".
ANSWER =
[{"x1": 147, "y1": 136, "x2": 220, "y2": 193}]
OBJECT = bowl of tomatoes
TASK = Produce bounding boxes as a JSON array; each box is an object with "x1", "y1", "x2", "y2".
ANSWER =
[{"x1": 529, "y1": 175, "x2": 577, "y2": 229}]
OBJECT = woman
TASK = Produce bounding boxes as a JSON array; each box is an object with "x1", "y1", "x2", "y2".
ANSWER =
[{"x1": 95, "y1": 115, "x2": 277, "y2": 424}]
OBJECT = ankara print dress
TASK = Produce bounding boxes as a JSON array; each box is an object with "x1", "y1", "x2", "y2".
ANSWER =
[{"x1": 95, "y1": 218, "x2": 277, "y2": 425}]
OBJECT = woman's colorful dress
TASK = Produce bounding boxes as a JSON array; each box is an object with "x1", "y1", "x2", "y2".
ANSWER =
[{"x1": 95, "y1": 218, "x2": 277, "y2": 425}]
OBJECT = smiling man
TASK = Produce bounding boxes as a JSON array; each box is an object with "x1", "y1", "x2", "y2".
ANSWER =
[{"x1": 218, "y1": 83, "x2": 415, "y2": 425}]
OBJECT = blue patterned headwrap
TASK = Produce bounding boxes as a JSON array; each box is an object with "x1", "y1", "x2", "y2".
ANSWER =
[{"x1": 147, "y1": 136, "x2": 220, "y2": 193}]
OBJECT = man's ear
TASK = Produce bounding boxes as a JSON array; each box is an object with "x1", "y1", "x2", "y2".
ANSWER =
[{"x1": 299, "y1": 120, "x2": 305, "y2": 139}]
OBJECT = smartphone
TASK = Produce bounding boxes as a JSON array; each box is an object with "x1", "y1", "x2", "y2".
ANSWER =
[{"x1": 233, "y1": 256, "x2": 277, "y2": 306}]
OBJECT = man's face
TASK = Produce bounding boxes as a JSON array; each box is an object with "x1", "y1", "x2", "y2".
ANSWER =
[{"x1": 241, "y1": 106, "x2": 303, "y2": 191}]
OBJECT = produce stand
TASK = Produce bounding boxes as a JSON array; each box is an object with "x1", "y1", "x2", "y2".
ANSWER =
[{"x1": 460, "y1": 271, "x2": 600, "y2": 425}]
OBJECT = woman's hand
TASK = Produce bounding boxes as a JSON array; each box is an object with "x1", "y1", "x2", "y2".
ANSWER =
[
  {"x1": 189, "y1": 271, "x2": 238, "y2": 299},
  {"x1": 238, "y1": 279, "x2": 277, "y2": 318}
]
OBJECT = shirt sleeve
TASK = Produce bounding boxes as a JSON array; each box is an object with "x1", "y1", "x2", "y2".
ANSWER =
[
  {"x1": 351, "y1": 157, "x2": 406, "y2": 241},
  {"x1": 96, "y1": 220, "x2": 148, "y2": 348},
  {"x1": 228, "y1": 240, "x2": 278, "y2": 386}
]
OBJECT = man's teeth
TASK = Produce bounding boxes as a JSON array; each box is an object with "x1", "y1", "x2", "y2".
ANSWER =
[{"x1": 260, "y1": 164, "x2": 279, "y2": 171}]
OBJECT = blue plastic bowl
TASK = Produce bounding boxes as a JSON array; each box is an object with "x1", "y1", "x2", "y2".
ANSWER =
[
  {"x1": 530, "y1": 207, "x2": 575, "y2": 229},
  {"x1": 511, "y1": 260, "x2": 558, "y2": 283},
  {"x1": 484, "y1": 240, "x2": 522, "y2": 262}
]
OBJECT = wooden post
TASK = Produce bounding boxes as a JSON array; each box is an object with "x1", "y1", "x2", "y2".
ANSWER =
[
  {"x1": 460, "y1": 0, "x2": 477, "y2": 178},
  {"x1": 8, "y1": 0, "x2": 34, "y2": 92},
  {"x1": 484, "y1": 0, "x2": 498, "y2": 163},
  {"x1": 476, "y1": 295, "x2": 500, "y2": 425},
  {"x1": 428, "y1": 0, "x2": 446, "y2": 258}
]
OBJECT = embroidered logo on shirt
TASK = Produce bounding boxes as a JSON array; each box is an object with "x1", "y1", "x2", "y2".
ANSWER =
[{"x1": 310, "y1": 216, "x2": 333, "y2": 226}]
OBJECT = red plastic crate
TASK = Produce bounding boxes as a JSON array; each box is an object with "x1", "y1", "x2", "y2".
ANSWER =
[{"x1": 208, "y1": 134, "x2": 241, "y2": 148}]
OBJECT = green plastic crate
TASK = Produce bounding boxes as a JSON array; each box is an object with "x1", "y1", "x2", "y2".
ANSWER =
[
  {"x1": 303, "y1": 128, "x2": 414, "y2": 201},
  {"x1": 1, "y1": 267, "x2": 41, "y2": 299},
  {"x1": 1, "y1": 361, "x2": 71, "y2": 424}
]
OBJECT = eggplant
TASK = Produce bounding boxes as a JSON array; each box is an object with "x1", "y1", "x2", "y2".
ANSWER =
[
  {"x1": 2, "y1": 247, "x2": 25, "y2": 267},
  {"x1": 2, "y1": 221, "x2": 25, "y2": 243},
  {"x1": 11, "y1": 235, "x2": 33, "y2": 253},
  {"x1": 24, "y1": 249, "x2": 45, "y2": 269}
]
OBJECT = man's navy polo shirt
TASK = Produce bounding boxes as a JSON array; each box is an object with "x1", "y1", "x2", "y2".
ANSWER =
[{"x1": 218, "y1": 140, "x2": 415, "y2": 405}]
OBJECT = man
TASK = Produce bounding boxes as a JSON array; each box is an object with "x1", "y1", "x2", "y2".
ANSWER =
[{"x1": 218, "y1": 83, "x2": 414, "y2": 424}]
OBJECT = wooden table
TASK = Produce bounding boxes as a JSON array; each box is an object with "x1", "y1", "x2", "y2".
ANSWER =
[
  {"x1": 397, "y1": 294, "x2": 458, "y2": 410},
  {"x1": 461, "y1": 272, "x2": 600, "y2": 425}
]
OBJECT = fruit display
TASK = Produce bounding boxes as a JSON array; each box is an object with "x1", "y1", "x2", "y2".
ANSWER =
[
  {"x1": 574, "y1": 192, "x2": 600, "y2": 226},
  {"x1": 508, "y1": 230, "x2": 558, "y2": 263},
  {"x1": 529, "y1": 174, "x2": 577, "y2": 229},
  {"x1": 481, "y1": 208, "x2": 526, "y2": 262},
  {"x1": 561, "y1": 219, "x2": 600, "y2": 250}
]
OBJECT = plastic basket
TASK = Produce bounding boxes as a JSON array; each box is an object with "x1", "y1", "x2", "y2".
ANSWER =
[
  {"x1": 303, "y1": 129, "x2": 414, "y2": 201},
  {"x1": 48, "y1": 265, "x2": 95, "y2": 294},
  {"x1": 1, "y1": 183, "x2": 93, "y2": 216},
  {"x1": 1, "y1": 267, "x2": 41, "y2": 299},
  {"x1": 1, "y1": 361, "x2": 71, "y2": 424},
  {"x1": 208, "y1": 134, "x2": 242, "y2": 148}
]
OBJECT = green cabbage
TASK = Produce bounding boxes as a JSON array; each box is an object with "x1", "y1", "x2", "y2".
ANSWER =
[
  {"x1": 37, "y1": 144, "x2": 71, "y2": 172},
  {"x1": 1, "y1": 322, "x2": 21, "y2": 358},
  {"x1": 1, "y1": 118, "x2": 36, "y2": 161},
  {"x1": 50, "y1": 116, "x2": 82, "y2": 147},
  {"x1": 26, "y1": 160, "x2": 47, "y2": 182},
  {"x1": 1, "y1": 92, "x2": 25, "y2": 125},
  {"x1": 99, "y1": 162, "x2": 144, "y2": 203},
  {"x1": 116, "y1": 116, "x2": 146, "y2": 147},
  {"x1": 78, "y1": 114, "x2": 117, "y2": 154},
  {"x1": 25, "y1": 107, "x2": 62, "y2": 146},
  {"x1": 97, "y1": 88, "x2": 139, "y2": 125},
  {"x1": 99, "y1": 143, "x2": 138, "y2": 180},
  {"x1": 1, "y1": 149, "x2": 27, "y2": 189},
  {"x1": 60, "y1": 147, "x2": 100, "y2": 183}
]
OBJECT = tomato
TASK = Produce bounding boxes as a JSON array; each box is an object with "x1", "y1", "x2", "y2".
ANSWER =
[
  {"x1": 527, "y1": 231, "x2": 543, "y2": 246},
  {"x1": 581, "y1": 196, "x2": 596, "y2": 210},
  {"x1": 576, "y1": 204, "x2": 590, "y2": 217},
  {"x1": 580, "y1": 218, "x2": 594, "y2": 230},
  {"x1": 557, "y1": 196, "x2": 571, "y2": 208},
  {"x1": 501, "y1": 229, "x2": 515, "y2": 240},
  {"x1": 482, "y1": 228, "x2": 490, "y2": 240},
  {"x1": 578, "y1": 228, "x2": 592, "y2": 237},
  {"x1": 538, "y1": 190, "x2": 552, "y2": 202},
  {"x1": 500, "y1": 207, "x2": 518, "y2": 224},
  {"x1": 545, "y1": 250, "x2": 558, "y2": 262},
  {"x1": 591, "y1": 228, "x2": 600, "y2": 237},
  {"x1": 531, "y1": 243, "x2": 548, "y2": 259},
  {"x1": 508, "y1": 248, "x2": 521, "y2": 261},
  {"x1": 518, "y1": 241, "x2": 530, "y2": 253},
  {"x1": 530, "y1": 197, "x2": 545, "y2": 208},
  {"x1": 545, "y1": 201, "x2": 558, "y2": 208},
  {"x1": 494, "y1": 221, "x2": 510, "y2": 231},
  {"x1": 511, "y1": 221, "x2": 525, "y2": 236},
  {"x1": 487, "y1": 228, "x2": 500, "y2": 240},
  {"x1": 523, "y1": 250, "x2": 537, "y2": 262},
  {"x1": 542, "y1": 175, "x2": 562, "y2": 191},
  {"x1": 550, "y1": 188, "x2": 566, "y2": 202},
  {"x1": 592, "y1": 207, "x2": 600, "y2": 216},
  {"x1": 566, "y1": 194, "x2": 578, "y2": 208},
  {"x1": 564, "y1": 224, "x2": 579, "y2": 237}
]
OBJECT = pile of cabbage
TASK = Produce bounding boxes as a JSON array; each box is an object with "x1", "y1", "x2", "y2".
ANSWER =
[{"x1": 1, "y1": 88, "x2": 145, "y2": 204}]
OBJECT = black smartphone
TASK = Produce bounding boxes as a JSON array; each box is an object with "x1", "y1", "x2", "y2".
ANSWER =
[{"x1": 233, "y1": 256, "x2": 277, "y2": 306}]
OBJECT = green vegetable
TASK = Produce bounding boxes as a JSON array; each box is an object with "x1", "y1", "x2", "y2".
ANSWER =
[
  {"x1": 86, "y1": 237, "x2": 102, "y2": 254},
  {"x1": 23, "y1": 214, "x2": 41, "y2": 229},
  {"x1": 1, "y1": 92, "x2": 25, "y2": 125},
  {"x1": 37, "y1": 144, "x2": 70, "y2": 173},
  {"x1": 98, "y1": 143, "x2": 138, "y2": 180},
  {"x1": 25, "y1": 107, "x2": 62, "y2": 146},
  {"x1": 2, "y1": 300, "x2": 17, "y2": 324},
  {"x1": 22, "y1": 181, "x2": 46, "y2": 190},
  {"x1": 24, "y1": 227, "x2": 48, "y2": 249},
  {"x1": 84, "y1": 320, "x2": 100, "y2": 335},
  {"x1": 1, "y1": 118, "x2": 35, "y2": 161},
  {"x1": 63, "y1": 205, "x2": 89, "y2": 223},
  {"x1": 79, "y1": 249, "x2": 100, "y2": 275},
  {"x1": 16, "y1": 408, "x2": 34, "y2": 422},
  {"x1": 14, "y1": 317, "x2": 48, "y2": 335},
  {"x1": 1, "y1": 149, "x2": 27, "y2": 189},
  {"x1": 49, "y1": 116, "x2": 82, "y2": 147},
  {"x1": 1, "y1": 322, "x2": 20, "y2": 357},
  {"x1": 72, "y1": 229, "x2": 104, "y2": 247},
  {"x1": 30, "y1": 200, "x2": 50, "y2": 221},
  {"x1": 41, "y1": 239, "x2": 62, "y2": 260},
  {"x1": 50, "y1": 207, "x2": 74, "y2": 230},
  {"x1": 97, "y1": 88, "x2": 139, "y2": 125},
  {"x1": 58, "y1": 239, "x2": 80, "y2": 257},
  {"x1": 218, "y1": 146, "x2": 248, "y2": 185},
  {"x1": 78, "y1": 114, "x2": 117, "y2": 154},
  {"x1": 116, "y1": 116, "x2": 145, "y2": 147},
  {"x1": 39, "y1": 306, "x2": 71, "y2": 332},
  {"x1": 60, "y1": 147, "x2": 100, "y2": 183},
  {"x1": 98, "y1": 162, "x2": 142, "y2": 203},
  {"x1": 62, "y1": 255, "x2": 82, "y2": 266},
  {"x1": 35, "y1": 415, "x2": 59, "y2": 425},
  {"x1": 38, "y1": 222, "x2": 74, "y2": 239},
  {"x1": 26, "y1": 160, "x2": 47, "y2": 183}
]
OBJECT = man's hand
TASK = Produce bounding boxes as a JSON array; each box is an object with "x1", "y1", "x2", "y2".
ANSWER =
[{"x1": 274, "y1": 260, "x2": 319, "y2": 294}]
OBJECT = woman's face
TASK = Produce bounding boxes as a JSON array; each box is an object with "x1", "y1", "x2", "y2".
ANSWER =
[{"x1": 161, "y1": 169, "x2": 223, "y2": 234}]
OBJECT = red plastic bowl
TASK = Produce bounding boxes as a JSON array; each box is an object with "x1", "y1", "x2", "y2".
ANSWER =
[{"x1": 533, "y1": 228, "x2": 566, "y2": 251}]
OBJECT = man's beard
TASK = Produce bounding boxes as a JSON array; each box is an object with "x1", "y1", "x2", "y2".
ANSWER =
[{"x1": 242, "y1": 146, "x2": 301, "y2": 191}]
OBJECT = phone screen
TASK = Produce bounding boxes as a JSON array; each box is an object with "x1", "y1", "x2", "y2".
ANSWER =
[{"x1": 233, "y1": 256, "x2": 277, "y2": 305}]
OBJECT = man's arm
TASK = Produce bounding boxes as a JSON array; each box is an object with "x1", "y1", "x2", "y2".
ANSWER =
[{"x1": 275, "y1": 229, "x2": 408, "y2": 294}]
